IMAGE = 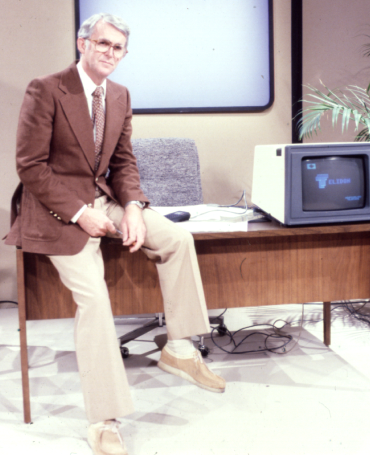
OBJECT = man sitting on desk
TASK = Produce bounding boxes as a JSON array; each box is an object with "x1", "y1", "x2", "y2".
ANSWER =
[{"x1": 5, "y1": 12, "x2": 225, "y2": 455}]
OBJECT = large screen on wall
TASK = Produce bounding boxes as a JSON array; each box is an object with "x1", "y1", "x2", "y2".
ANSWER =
[{"x1": 75, "y1": 0, "x2": 274, "y2": 114}]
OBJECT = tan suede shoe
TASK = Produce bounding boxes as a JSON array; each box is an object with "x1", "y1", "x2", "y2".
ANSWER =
[
  {"x1": 88, "y1": 420, "x2": 128, "y2": 455},
  {"x1": 158, "y1": 345, "x2": 226, "y2": 393}
]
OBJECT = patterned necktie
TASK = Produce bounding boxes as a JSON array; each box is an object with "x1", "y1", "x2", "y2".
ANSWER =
[{"x1": 92, "y1": 86, "x2": 105, "y2": 171}]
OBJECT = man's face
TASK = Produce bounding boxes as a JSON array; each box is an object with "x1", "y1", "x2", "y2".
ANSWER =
[{"x1": 77, "y1": 20, "x2": 127, "y2": 85}]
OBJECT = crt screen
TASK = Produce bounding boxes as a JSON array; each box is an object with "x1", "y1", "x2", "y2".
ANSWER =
[{"x1": 301, "y1": 156, "x2": 365, "y2": 211}]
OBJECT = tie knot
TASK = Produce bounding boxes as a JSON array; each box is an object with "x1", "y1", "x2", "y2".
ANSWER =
[{"x1": 93, "y1": 86, "x2": 104, "y2": 98}]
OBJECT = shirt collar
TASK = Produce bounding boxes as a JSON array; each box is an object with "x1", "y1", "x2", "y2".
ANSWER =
[{"x1": 77, "y1": 61, "x2": 107, "y2": 98}]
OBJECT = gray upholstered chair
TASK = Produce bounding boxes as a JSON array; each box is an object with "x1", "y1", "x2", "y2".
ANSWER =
[
  {"x1": 132, "y1": 137, "x2": 203, "y2": 206},
  {"x1": 117, "y1": 137, "x2": 208, "y2": 357}
]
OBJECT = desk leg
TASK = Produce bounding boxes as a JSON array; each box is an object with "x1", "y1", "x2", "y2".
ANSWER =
[
  {"x1": 323, "y1": 301, "x2": 331, "y2": 347},
  {"x1": 16, "y1": 249, "x2": 31, "y2": 423}
]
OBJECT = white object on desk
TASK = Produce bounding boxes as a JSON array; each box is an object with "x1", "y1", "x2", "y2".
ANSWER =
[{"x1": 151, "y1": 205, "x2": 249, "y2": 233}]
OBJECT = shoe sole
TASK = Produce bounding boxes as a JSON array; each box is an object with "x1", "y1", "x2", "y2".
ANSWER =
[
  {"x1": 158, "y1": 360, "x2": 225, "y2": 393},
  {"x1": 87, "y1": 430, "x2": 128, "y2": 455}
]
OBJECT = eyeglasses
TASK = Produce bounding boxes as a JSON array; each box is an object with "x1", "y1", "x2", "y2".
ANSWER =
[{"x1": 87, "y1": 39, "x2": 128, "y2": 57}]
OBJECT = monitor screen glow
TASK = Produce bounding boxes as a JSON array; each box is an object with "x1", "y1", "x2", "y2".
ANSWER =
[{"x1": 301, "y1": 156, "x2": 366, "y2": 211}]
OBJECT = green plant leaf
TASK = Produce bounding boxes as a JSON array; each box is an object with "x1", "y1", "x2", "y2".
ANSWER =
[
  {"x1": 353, "y1": 109, "x2": 361, "y2": 130},
  {"x1": 364, "y1": 117, "x2": 370, "y2": 134},
  {"x1": 355, "y1": 128, "x2": 370, "y2": 142},
  {"x1": 341, "y1": 106, "x2": 352, "y2": 133},
  {"x1": 298, "y1": 83, "x2": 370, "y2": 141},
  {"x1": 298, "y1": 111, "x2": 322, "y2": 140},
  {"x1": 332, "y1": 105, "x2": 342, "y2": 127}
]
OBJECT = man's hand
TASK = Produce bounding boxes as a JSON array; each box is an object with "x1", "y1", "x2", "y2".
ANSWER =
[
  {"x1": 77, "y1": 207, "x2": 116, "y2": 237},
  {"x1": 120, "y1": 204, "x2": 147, "y2": 253}
]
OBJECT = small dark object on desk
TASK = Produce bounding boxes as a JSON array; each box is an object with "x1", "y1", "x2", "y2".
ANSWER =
[
  {"x1": 249, "y1": 207, "x2": 271, "y2": 223},
  {"x1": 164, "y1": 211, "x2": 191, "y2": 222},
  {"x1": 249, "y1": 216, "x2": 271, "y2": 223}
]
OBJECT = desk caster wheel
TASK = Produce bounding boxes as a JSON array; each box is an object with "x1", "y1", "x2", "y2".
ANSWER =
[
  {"x1": 120, "y1": 346, "x2": 129, "y2": 359},
  {"x1": 217, "y1": 324, "x2": 227, "y2": 337},
  {"x1": 198, "y1": 344, "x2": 210, "y2": 358}
]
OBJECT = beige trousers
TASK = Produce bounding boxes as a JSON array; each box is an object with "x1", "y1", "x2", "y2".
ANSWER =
[{"x1": 48, "y1": 196, "x2": 210, "y2": 423}]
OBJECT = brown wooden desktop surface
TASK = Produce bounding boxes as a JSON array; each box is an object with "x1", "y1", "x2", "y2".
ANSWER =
[{"x1": 22, "y1": 220, "x2": 370, "y2": 321}]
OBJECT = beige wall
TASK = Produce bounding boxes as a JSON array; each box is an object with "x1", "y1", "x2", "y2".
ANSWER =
[
  {"x1": 302, "y1": 0, "x2": 370, "y2": 143},
  {"x1": 0, "y1": 1, "x2": 292, "y2": 301}
]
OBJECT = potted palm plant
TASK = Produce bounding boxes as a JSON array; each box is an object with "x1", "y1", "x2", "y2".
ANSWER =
[
  {"x1": 298, "y1": 82, "x2": 370, "y2": 141},
  {"x1": 298, "y1": 39, "x2": 370, "y2": 141}
]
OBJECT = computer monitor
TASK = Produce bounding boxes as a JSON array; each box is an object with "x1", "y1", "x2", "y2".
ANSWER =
[{"x1": 252, "y1": 143, "x2": 370, "y2": 225}]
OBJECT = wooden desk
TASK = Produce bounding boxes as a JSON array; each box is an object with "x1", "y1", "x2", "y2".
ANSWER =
[{"x1": 17, "y1": 220, "x2": 370, "y2": 423}]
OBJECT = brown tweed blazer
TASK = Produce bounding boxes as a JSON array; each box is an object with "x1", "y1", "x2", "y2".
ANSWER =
[{"x1": 5, "y1": 62, "x2": 149, "y2": 255}]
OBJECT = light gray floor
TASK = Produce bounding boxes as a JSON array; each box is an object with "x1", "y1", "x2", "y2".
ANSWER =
[{"x1": 1, "y1": 303, "x2": 370, "y2": 455}]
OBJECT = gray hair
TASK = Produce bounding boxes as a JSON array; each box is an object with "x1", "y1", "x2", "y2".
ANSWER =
[{"x1": 78, "y1": 13, "x2": 130, "y2": 45}]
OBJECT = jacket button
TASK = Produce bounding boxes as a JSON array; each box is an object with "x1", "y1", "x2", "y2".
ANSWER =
[
  {"x1": 57, "y1": 217, "x2": 61, "y2": 221},
  {"x1": 88, "y1": 203, "x2": 93, "y2": 207},
  {"x1": 54, "y1": 214, "x2": 57, "y2": 217},
  {"x1": 50, "y1": 211, "x2": 53, "y2": 214},
  {"x1": 95, "y1": 177, "x2": 99, "y2": 182}
]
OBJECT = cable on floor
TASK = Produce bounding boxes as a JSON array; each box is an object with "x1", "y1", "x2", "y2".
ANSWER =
[
  {"x1": 342, "y1": 300, "x2": 370, "y2": 326},
  {"x1": 207, "y1": 300, "x2": 370, "y2": 356},
  {"x1": 207, "y1": 304, "x2": 305, "y2": 355}
]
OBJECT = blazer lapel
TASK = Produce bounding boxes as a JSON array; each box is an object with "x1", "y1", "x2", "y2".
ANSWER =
[
  {"x1": 58, "y1": 63, "x2": 96, "y2": 172},
  {"x1": 97, "y1": 80, "x2": 128, "y2": 174}
]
